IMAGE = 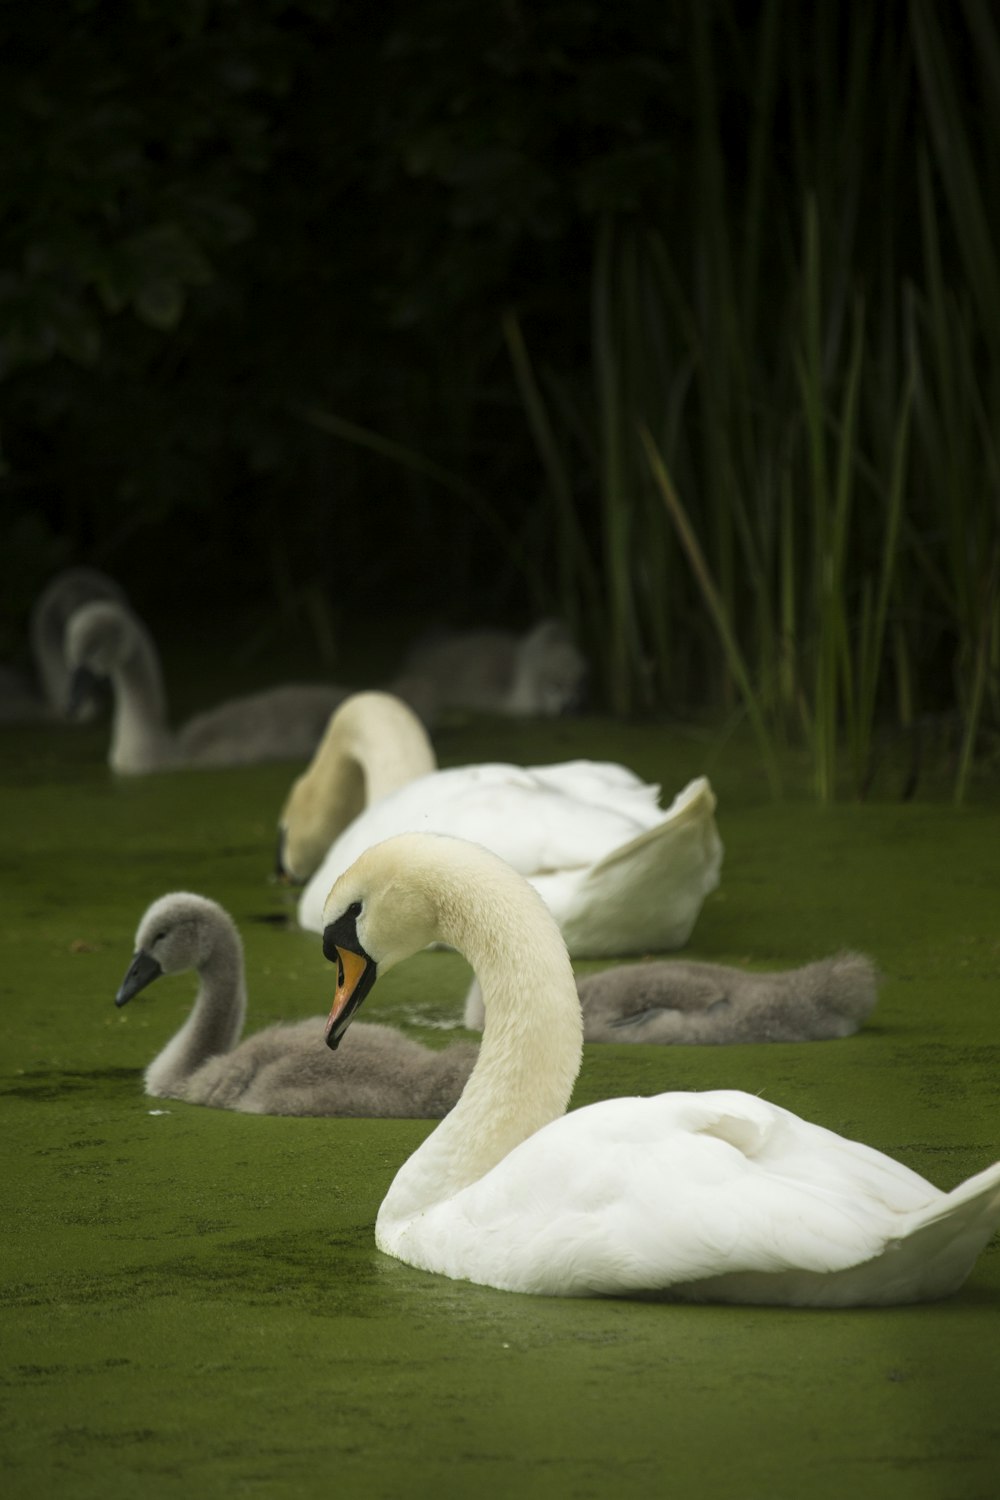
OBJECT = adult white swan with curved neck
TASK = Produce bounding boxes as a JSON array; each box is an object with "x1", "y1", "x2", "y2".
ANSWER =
[
  {"x1": 116, "y1": 891, "x2": 475, "y2": 1116},
  {"x1": 321, "y1": 833, "x2": 1000, "y2": 1303},
  {"x1": 281, "y1": 690, "x2": 723, "y2": 957},
  {"x1": 66, "y1": 599, "x2": 349, "y2": 772}
]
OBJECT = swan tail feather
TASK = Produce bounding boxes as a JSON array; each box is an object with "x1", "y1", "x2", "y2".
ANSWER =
[
  {"x1": 845, "y1": 1160, "x2": 1000, "y2": 1305},
  {"x1": 558, "y1": 777, "x2": 724, "y2": 957}
]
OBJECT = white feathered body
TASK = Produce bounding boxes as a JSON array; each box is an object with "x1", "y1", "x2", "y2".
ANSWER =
[
  {"x1": 320, "y1": 832, "x2": 1000, "y2": 1307},
  {"x1": 298, "y1": 763, "x2": 722, "y2": 955},
  {"x1": 377, "y1": 1088, "x2": 1000, "y2": 1304}
]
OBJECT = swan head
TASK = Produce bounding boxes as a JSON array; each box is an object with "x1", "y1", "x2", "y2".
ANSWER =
[
  {"x1": 511, "y1": 620, "x2": 587, "y2": 715},
  {"x1": 276, "y1": 691, "x2": 435, "y2": 882},
  {"x1": 66, "y1": 601, "x2": 132, "y2": 677},
  {"x1": 65, "y1": 600, "x2": 135, "y2": 713},
  {"x1": 320, "y1": 837, "x2": 442, "y2": 1049},
  {"x1": 321, "y1": 831, "x2": 574, "y2": 1053},
  {"x1": 276, "y1": 768, "x2": 339, "y2": 883},
  {"x1": 116, "y1": 892, "x2": 234, "y2": 1006}
]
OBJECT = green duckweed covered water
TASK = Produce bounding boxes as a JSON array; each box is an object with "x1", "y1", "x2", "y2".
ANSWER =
[{"x1": 2, "y1": 708, "x2": 999, "y2": 1499}]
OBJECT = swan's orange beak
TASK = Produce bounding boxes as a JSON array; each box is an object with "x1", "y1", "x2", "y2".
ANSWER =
[{"x1": 325, "y1": 944, "x2": 375, "y2": 1049}]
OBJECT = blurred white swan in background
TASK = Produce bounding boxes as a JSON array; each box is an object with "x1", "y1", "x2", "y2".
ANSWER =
[
  {"x1": 116, "y1": 892, "x2": 475, "y2": 1116},
  {"x1": 319, "y1": 832, "x2": 1000, "y2": 1303},
  {"x1": 279, "y1": 690, "x2": 723, "y2": 956},
  {"x1": 463, "y1": 949, "x2": 878, "y2": 1043},
  {"x1": 66, "y1": 598, "x2": 349, "y2": 772}
]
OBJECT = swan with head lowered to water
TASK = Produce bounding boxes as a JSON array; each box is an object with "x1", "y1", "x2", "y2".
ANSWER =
[
  {"x1": 320, "y1": 832, "x2": 1000, "y2": 1304},
  {"x1": 115, "y1": 892, "x2": 475, "y2": 1116},
  {"x1": 279, "y1": 690, "x2": 723, "y2": 957},
  {"x1": 66, "y1": 599, "x2": 350, "y2": 772}
]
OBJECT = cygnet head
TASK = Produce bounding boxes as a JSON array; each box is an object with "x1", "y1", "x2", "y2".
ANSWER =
[
  {"x1": 117, "y1": 892, "x2": 236, "y2": 1006},
  {"x1": 514, "y1": 620, "x2": 587, "y2": 715},
  {"x1": 65, "y1": 600, "x2": 134, "y2": 679}
]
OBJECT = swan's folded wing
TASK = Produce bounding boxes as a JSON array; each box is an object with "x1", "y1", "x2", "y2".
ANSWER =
[
  {"x1": 400, "y1": 1091, "x2": 942, "y2": 1297},
  {"x1": 545, "y1": 778, "x2": 724, "y2": 956}
]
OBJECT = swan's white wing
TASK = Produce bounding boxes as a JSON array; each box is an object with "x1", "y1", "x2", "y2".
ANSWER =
[
  {"x1": 527, "y1": 760, "x2": 663, "y2": 816},
  {"x1": 381, "y1": 1091, "x2": 941, "y2": 1297},
  {"x1": 297, "y1": 763, "x2": 664, "y2": 931},
  {"x1": 538, "y1": 777, "x2": 723, "y2": 954}
]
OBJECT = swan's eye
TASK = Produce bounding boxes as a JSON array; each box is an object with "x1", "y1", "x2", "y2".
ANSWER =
[
  {"x1": 152, "y1": 930, "x2": 167, "y2": 944},
  {"x1": 347, "y1": 901, "x2": 362, "y2": 919}
]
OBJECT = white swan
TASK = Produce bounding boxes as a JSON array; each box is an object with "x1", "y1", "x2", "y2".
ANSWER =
[
  {"x1": 463, "y1": 950, "x2": 878, "y2": 1044},
  {"x1": 320, "y1": 833, "x2": 1000, "y2": 1303},
  {"x1": 66, "y1": 599, "x2": 349, "y2": 772},
  {"x1": 391, "y1": 618, "x2": 587, "y2": 721},
  {"x1": 116, "y1": 892, "x2": 475, "y2": 1115},
  {"x1": 281, "y1": 690, "x2": 723, "y2": 957}
]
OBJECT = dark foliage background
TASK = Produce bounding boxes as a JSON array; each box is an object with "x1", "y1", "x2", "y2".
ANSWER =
[
  {"x1": 1, "y1": 0, "x2": 997, "y2": 772},
  {"x1": 2, "y1": 0, "x2": 682, "y2": 618}
]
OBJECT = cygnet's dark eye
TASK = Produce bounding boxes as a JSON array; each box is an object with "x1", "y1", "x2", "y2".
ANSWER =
[{"x1": 152, "y1": 930, "x2": 167, "y2": 944}]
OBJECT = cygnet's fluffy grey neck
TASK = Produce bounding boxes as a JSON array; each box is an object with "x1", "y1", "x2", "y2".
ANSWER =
[
  {"x1": 109, "y1": 619, "x2": 173, "y2": 774},
  {"x1": 144, "y1": 924, "x2": 247, "y2": 1097},
  {"x1": 378, "y1": 862, "x2": 583, "y2": 1227}
]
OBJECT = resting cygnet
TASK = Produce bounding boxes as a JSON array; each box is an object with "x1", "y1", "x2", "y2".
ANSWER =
[
  {"x1": 390, "y1": 618, "x2": 587, "y2": 721},
  {"x1": 116, "y1": 892, "x2": 476, "y2": 1116},
  {"x1": 464, "y1": 951, "x2": 878, "y2": 1043},
  {"x1": 66, "y1": 598, "x2": 349, "y2": 773}
]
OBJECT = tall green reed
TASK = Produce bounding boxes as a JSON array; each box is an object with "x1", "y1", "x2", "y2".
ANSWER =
[
  {"x1": 300, "y1": 1, "x2": 997, "y2": 800},
  {"x1": 506, "y1": 1, "x2": 998, "y2": 801}
]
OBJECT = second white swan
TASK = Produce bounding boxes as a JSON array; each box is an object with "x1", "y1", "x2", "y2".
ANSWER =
[{"x1": 280, "y1": 690, "x2": 723, "y2": 957}]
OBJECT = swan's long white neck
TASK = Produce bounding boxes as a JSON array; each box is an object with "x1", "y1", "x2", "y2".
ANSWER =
[
  {"x1": 108, "y1": 618, "x2": 173, "y2": 774},
  {"x1": 376, "y1": 857, "x2": 583, "y2": 1230},
  {"x1": 289, "y1": 693, "x2": 436, "y2": 872},
  {"x1": 144, "y1": 927, "x2": 247, "y2": 1097}
]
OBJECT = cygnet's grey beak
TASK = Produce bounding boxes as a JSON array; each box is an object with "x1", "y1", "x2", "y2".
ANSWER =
[
  {"x1": 66, "y1": 664, "x2": 102, "y2": 720},
  {"x1": 116, "y1": 949, "x2": 163, "y2": 1008}
]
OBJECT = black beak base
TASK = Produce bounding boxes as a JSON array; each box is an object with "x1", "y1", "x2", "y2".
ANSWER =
[
  {"x1": 116, "y1": 949, "x2": 164, "y2": 1008},
  {"x1": 323, "y1": 906, "x2": 377, "y2": 1050}
]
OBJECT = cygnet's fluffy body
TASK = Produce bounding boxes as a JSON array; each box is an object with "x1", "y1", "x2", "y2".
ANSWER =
[
  {"x1": 463, "y1": 951, "x2": 878, "y2": 1043},
  {"x1": 117, "y1": 891, "x2": 475, "y2": 1116},
  {"x1": 67, "y1": 599, "x2": 348, "y2": 772},
  {"x1": 392, "y1": 619, "x2": 586, "y2": 721}
]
